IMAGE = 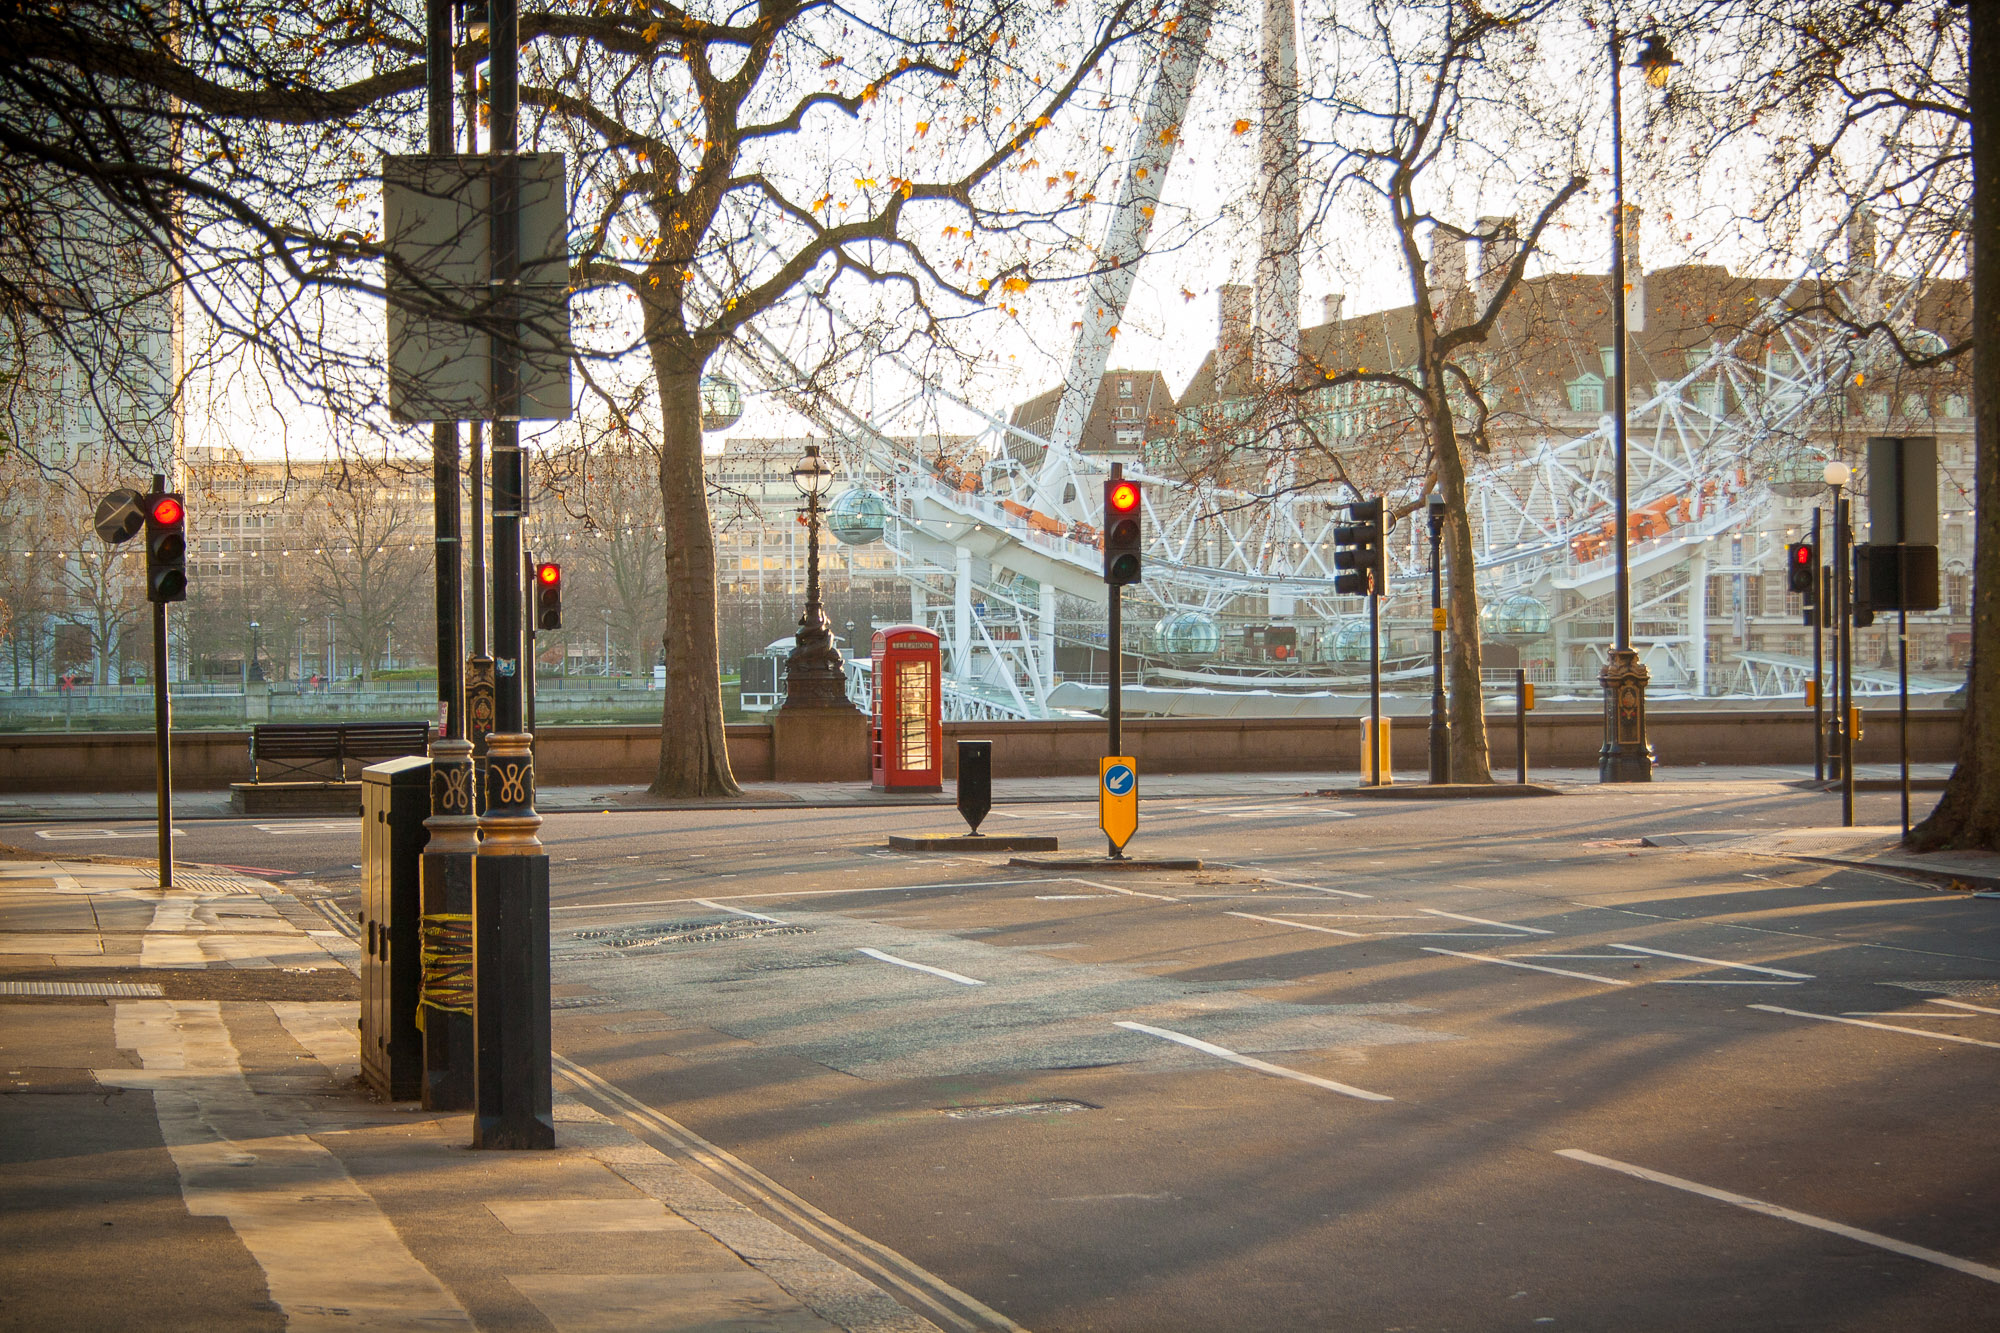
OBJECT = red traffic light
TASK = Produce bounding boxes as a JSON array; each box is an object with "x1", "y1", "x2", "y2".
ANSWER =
[
  {"x1": 150, "y1": 495, "x2": 184, "y2": 526},
  {"x1": 1108, "y1": 481, "x2": 1139, "y2": 513},
  {"x1": 1792, "y1": 545, "x2": 1811, "y2": 565},
  {"x1": 536, "y1": 562, "x2": 561, "y2": 585}
]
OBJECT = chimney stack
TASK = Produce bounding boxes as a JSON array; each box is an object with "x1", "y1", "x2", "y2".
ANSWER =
[
  {"x1": 1475, "y1": 216, "x2": 1519, "y2": 309},
  {"x1": 1620, "y1": 204, "x2": 1646, "y2": 333},
  {"x1": 1218, "y1": 283, "x2": 1253, "y2": 394},
  {"x1": 1321, "y1": 292, "x2": 1345, "y2": 325},
  {"x1": 1431, "y1": 230, "x2": 1467, "y2": 318}
]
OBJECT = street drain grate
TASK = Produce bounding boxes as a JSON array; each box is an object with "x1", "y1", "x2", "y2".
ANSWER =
[
  {"x1": 551, "y1": 995, "x2": 617, "y2": 1010},
  {"x1": 1, "y1": 981, "x2": 164, "y2": 998},
  {"x1": 941, "y1": 1099, "x2": 1096, "y2": 1121},
  {"x1": 572, "y1": 919, "x2": 812, "y2": 951},
  {"x1": 1884, "y1": 980, "x2": 1997, "y2": 996}
]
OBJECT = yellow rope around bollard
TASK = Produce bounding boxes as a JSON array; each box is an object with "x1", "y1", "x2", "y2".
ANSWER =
[{"x1": 417, "y1": 913, "x2": 474, "y2": 1030}]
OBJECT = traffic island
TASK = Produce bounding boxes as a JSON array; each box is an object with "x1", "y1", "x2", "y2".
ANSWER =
[
  {"x1": 1318, "y1": 782, "x2": 1563, "y2": 800},
  {"x1": 1007, "y1": 854, "x2": 1203, "y2": 871},
  {"x1": 887, "y1": 834, "x2": 1059, "y2": 852}
]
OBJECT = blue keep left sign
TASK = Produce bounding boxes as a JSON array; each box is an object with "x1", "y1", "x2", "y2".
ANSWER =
[{"x1": 1104, "y1": 764, "x2": 1135, "y2": 796}]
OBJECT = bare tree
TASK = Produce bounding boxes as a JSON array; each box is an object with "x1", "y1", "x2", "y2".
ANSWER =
[{"x1": 300, "y1": 452, "x2": 432, "y2": 680}]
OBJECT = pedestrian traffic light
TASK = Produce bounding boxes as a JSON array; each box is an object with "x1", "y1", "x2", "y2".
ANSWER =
[
  {"x1": 1103, "y1": 478, "x2": 1142, "y2": 586},
  {"x1": 1333, "y1": 497, "x2": 1386, "y2": 597},
  {"x1": 144, "y1": 492, "x2": 187, "y2": 604},
  {"x1": 533, "y1": 561, "x2": 562, "y2": 630},
  {"x1": 1786, "y1": 541, "x2": 1815, "y2": 594}
]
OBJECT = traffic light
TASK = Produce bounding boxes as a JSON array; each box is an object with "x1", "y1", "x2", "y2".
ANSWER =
[
  {"x1": 1786, "y1": 541, "x2": 1815, "y2": 594},
  {"x1": 1333, "y1": 497, "x2": 1386, "y2": 597},
  {"x1": 144, "y1": 492, "x2": 187, "y2": 603},
  {"x1": 533, "y1": 561, "x2": 562, "y2": 630},
  {"x1": 1103, "y1": 478, "x2": 1142, "y2": 586}
]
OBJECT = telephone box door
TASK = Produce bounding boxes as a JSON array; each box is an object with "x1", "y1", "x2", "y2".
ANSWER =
[{"x1": 871, "y1": 624, "x2": 942, "y2": 791}]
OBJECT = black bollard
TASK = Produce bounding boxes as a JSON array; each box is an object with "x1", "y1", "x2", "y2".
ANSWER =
[{"x1": 957, "y1": 740, "x2": 993, "y2": 834}]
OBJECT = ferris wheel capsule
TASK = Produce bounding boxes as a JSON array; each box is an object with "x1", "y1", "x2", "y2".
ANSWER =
[{"x1": 699, "y1": 374, "x2": 744, "y2": 432}]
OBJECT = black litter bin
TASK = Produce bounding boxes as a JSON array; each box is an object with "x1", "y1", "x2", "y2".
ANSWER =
[{"x1": 360, "y1": 755, "x2": 430, "y2": 1100}]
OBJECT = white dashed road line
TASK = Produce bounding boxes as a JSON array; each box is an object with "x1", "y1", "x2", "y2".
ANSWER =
[
  {"x1": 1423, "y1": 948, "x2": 1632, "y2": 986},
  {"x1": 1421, "y1": 908, "x2": 1552, "y2": 934},
  {"x1": 1607, "y1": 942, "x2": 1814, "y2": 979},
  {"x1": 1226, "y1": 911, "x2": 1367, "y2": 938},
  {"x1": 1114, "y1": 1021, "x2": 1392, "y2": 1102},
  {"x1": 693, "y1": 899, "x2": 790, "y2": 924},
  {"x1": 1928, "y1": 997, "x2": 2000, "y2": 1016},
  {"x1": 1750, "y1": 1004, "x2": 2000, "y2": 1050},
  {"x1": 1556, "y1": 1149, "x2": 2000, "y2": 1287},
  {"x1": 856, "y1": 948, "x2": 986, "y2": 986}
]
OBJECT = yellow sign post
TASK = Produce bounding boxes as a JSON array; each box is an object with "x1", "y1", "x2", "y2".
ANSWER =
[{"x1": 1099, "y1": 757, "x2": 1138, "y2": 856}]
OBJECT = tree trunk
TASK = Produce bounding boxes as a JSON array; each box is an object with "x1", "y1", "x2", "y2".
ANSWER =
[
  {"x1": 1432, "y1": 414, "x2": 1492, "y2": 783},
  {"x1": 1909, "y1": 0, "x2": 1999, "y2": 850},
  {"x1": 649, "y1": 346, "x2": 740, "y2": 797}
]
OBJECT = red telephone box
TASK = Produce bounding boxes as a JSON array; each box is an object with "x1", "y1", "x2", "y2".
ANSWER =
[{"x1": 872, "y1": 624, "x2": 942, "y2": 791}]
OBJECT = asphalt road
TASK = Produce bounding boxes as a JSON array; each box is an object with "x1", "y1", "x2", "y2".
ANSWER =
[{"x1": 8, "y1": 783, "x2": 1998, "y2": 1331}]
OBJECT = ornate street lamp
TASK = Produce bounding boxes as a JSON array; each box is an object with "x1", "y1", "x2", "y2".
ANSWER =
[
  {"x1": 782, "y1": 444, "x2": 851, "y2": 709},
  {"x1": 249, "y1": 621, "x2": 263, "y2": 683},
  {"x1": 1599, "y1": 27, "x2": 1678, "y2": 783}
]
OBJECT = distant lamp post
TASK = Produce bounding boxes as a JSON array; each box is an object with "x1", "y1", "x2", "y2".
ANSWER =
[
  {"x1": 782, "y1": 444, "x2": 851, "y2": 709},
  {"x1": 248, "y1": 621, "x2": 264, "y2": 683},
  {"x1": 1426, "y1": 494, "x2": 1450, "y2": 785},
  {"x1": 1598, "y1": 26, "x2": 1677, "y2": 784},
  {"x1": 1825, "y1": 460, "x2": 1854, "y2": 803}
]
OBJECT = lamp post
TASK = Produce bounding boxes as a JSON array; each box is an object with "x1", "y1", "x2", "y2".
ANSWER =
[
  {"x1": 782, "y1": 444, "x2": 850, "y2": 708},
  {"x1": 1825, "y1": 460, "x2": 1854, "y2": 823},
  {"x1": 248, "y1": 621, "x2": 262, "y2": 683},
  {"x1": 1598, "y1": 27, "x2": 1678, "y2": 784},
  {"x1": 1426, "y1": 493, "x2": 1450, "y2": 785}
]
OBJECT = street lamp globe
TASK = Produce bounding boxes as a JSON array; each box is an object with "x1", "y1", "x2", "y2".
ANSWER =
[
  {"x1": 1631, "y1": 33, "x2": 1680, "y2": 88},
  {"x1": 791, "y1": 444, "x2": 832, "y2": 498},
  {"x1": 1824, "y1": 460, "x2": 1853, "y2": 487}
]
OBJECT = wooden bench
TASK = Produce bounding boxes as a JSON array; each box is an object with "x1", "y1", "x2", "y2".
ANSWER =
[{"x1": 248, "y1": 722, "x2": 433, "y2": 783}]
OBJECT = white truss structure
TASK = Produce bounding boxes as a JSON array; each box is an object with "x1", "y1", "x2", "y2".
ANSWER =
[{"x1": 681, "y1": 8, "x2": 1964, "y2": 720}]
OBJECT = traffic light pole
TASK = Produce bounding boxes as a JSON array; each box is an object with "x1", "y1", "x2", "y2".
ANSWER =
[
  {"x1": 1810, "y1": 508, "x2": 1824, "y2": 782},
  {"x1": 151, "y1": 598, "x2": 172, "y2": 891},
  {"x1": 1835, "y1": 495, "x2": 1855, "y2": 827},
  {"x1": 417, "y1": 0, "x2": 476, "y2": 1115},
  {"x1": 472, "y1": 0, "x2": 554, "y2": 1152},
  {"x1": 1368, "y1": 586, "x2": 1382, "y2": 786}
]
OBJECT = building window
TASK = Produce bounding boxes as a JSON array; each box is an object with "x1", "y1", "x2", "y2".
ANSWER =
[
  {"x1": 1944, "y1": 394, "x2": 1968, "y2": 417},
  {"x1": 1116, "y1": 405, "x2": 1137, "y2": 421},
  {"x1": 1118, "y1": 379, "x2": 1134, "y2": 398},
  {"x1": 1901, "y1": 393, "x2": 1928, "y2": 417},
  {"x1": 1566, "y1": 375, "x2": 1605, "y2": 413}
]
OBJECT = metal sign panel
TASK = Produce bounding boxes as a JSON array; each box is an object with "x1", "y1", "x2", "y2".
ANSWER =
[
  {"x1": 94, "y1": 488, "x2": 146, "y2": 544},
  {"x1": 1100, "y1": 757, "x2": 1137, "y2": 850},
  {"x1": 384, "y1": 153, "x2": 573, "y2": 423}
]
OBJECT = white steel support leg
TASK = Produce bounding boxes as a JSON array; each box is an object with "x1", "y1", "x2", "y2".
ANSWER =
[
  {"x1": 1688, "y1": 545, "x2": 1709, "y2": 697},
  {"x1": 1253, "y1": 0, "x2": 1300, "y2": 391},
  {"x1": 1039, "y1": 579, "x2": 1058, "y2": 702},
  {"x1": 954, "y1": 545, "x2": 973, "y2": 683}
]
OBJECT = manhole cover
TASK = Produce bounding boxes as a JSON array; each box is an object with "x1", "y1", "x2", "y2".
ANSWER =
[
  {"x1": 0, "y1": 981, "x2": 164, "y2": 998},
  {"x1": 941, "y1": 1099, "x2": 1096, "y2": 1120},
  {"x1": 572, "y1": 919, "x2": 811, "y2": 951}
]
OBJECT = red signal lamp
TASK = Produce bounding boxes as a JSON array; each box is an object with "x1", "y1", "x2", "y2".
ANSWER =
[
  {"x1": 536, "y1": 562, "x2": 561, "y2": 585},
  {"x1": 1108, "y1": 481, "x2": 1140, "y2": 513},
  {"x1": 151, "y1": 495, "x2": 184, "y2": 526}
]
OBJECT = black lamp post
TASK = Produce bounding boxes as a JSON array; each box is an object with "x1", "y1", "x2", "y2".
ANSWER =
[
  {"x1": 1598, "y1": 27, "x2": 1678, "y2": 784},
  {"x1": 248, "y1": 621, "x2": 263, "y2": 683},
  {"x1": 1426, "y1": 493, "x2": 1449, "y2": 785},
  {"x1": 782, "y1": 444, "x2": 851, "y2": 709}
]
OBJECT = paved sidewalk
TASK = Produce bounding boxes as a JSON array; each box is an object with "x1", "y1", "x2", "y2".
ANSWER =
[
  {"x1": 0, "y1": 762, "x2": 1960, "y2": 821},
  {"x1": 0, "y1": 857, "x2": 945, "y2": 1332}
]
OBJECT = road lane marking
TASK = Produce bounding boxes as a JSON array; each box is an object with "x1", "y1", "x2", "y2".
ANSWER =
[
  {"x1": 1751, "y1": 1004, "x2": 2000, "y2": 1050},
  {"x1": 1842, "y1": 1011, "x2": 1982, "y2": 1018},
  {"x1": 1073, "y1": 878, "x2": 1179, "y2": 902},
  {"x1": 1113, "y1": 1021, "x2": 1392, "y2": 1102},
  {"x1": 34, "y1": 826, "x2": 184, "y2": 840},
  {"x1": 252, "y1": 822, "x2": 355, "y2": 834},
  {"x1": 1656, "y1": 980, "x2": 1802, "y2": 986},
  {"x1": 693, "y1": 899, "x2": 790, "y2": 925},
  {"x1": 856, "y1": 948, "x2": 986, "y2": 986},
  {"x1": 1515, "y1": 954, "x2": 1641, "y2": 960},
  {"x1": 549, "y1": 878, "x2": 1067, "y2": 912},
  {"x1": 1608, "y1": 942, "x2": 1814, "y2": 979},
  {"x1": 1257, "y1": 876, "x2": 1371, "y2": 899},
  {"x1": 1928, "y1": 997, "x2": 2000, "y2": 1016},
  {"x1": 1226, "y1": 911, "x2": 1368, "y2": 938},
  {"x1": 1556, "y1": 1149, "x2": 2000, "y2": 1287},
  {"x1": 1421, "y1": 908, "x2": 1551, "y2": 934},
  {"x1": 555, "y1": 1054, "x2": 1024, "y2": 1333},
  {"x1": 1035, "y1": 894, "x2": 1118, "y2": 901},
  {"x1": 1423, "y1": 948, "x2": 1630, "y2": 986}
]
